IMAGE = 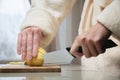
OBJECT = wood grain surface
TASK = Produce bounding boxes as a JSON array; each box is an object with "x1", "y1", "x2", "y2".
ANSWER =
[{"x1": 0, "y1": 64, "x2": 61, "y2": 73}]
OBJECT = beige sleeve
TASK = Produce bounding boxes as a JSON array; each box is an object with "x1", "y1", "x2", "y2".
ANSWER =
[
  {"x1": 21, "y1": 0, "x2": 76, "y2": 47},
  {"x1": 97, "y1": 0, "x2": 120, "y2": 38}
]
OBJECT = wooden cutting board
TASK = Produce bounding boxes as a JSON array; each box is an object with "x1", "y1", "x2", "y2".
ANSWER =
[{"x1": 0, "y1": 63, "x2": 61, "y2": 73}]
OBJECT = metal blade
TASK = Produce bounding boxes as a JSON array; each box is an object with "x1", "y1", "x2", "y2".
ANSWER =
[
  {"x1": 43, "y1": 40, "x2": 117, "y2": 64},
  {"x1": 43, "y1": 49, "x2": 74, "y2": 64}
]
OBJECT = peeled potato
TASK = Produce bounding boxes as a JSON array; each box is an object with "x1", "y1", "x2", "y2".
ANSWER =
[{"x1": 25, "y1": 48, "x2": 46, "y2": 66}]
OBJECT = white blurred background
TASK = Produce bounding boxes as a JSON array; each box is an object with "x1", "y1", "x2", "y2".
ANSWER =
[{"x1": 0, "y1": 0, "x2": 30, "y2": 61}]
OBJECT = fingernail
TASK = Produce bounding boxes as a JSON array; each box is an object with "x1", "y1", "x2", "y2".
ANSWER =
[
  {"x1": 17, "y1": 50, "x2": 21, "y2": 55},
  {"x1": 28, "y1": 56, "x2": 32, "y2": 60},
  {"x1": 22, "y1": 55, "x2": 25, "y2": 61},
  {"x1": 33, "y1": 53, "x2": 37, "y2": 57}
]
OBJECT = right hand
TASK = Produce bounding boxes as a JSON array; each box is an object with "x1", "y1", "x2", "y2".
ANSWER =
[
  {"x1": 70, "y1": 22, "x2": 111, "y2": 58},
  {"x1": 17, "y1": 27, "x2": 42, "y2": 61}
]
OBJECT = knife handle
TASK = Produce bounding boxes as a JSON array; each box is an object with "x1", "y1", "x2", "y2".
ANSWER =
[{"x1": 66, "y1": 39, "x2": 117, "y2": 53}]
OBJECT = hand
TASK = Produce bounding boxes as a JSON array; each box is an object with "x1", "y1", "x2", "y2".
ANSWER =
[
  {"x1": 17, "y1": 27, "x2": 42, "y2": 61},
  {"x1": 70, "y1": 22, "x2": 111, "y2": 58}
]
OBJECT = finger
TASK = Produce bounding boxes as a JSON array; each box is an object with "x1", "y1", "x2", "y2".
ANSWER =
[
  {"x1": 22, "y1": 54, "x2": 25, "y2": 61},
  {"x1": 70, "y1": 43, "x2": 83, "y2": 58},
  {"x1": 76, "y1": 35, "x2": 92, "y2": 58},
  {"x1": 94, "y1": 40, "x2": 104, "y2": 54},
  {"x1": 32, "y1": 29, "x2": 41, "y2": 57},
  {"x1": 78, "y1": 33, "x2": 93, "y2": 58},
  {"x1": 27, "y1": 28, "x2": 33, "y2": 60},
  {"x1": 87, "y1": 40, "x2": 98, "y2": 57},
  {"x1": 81, "y1": 43, "x2": 91, "y2": 58},
  {"x1": 21, "y1": 32, "x2": 27, "y2": 61},
  {"x1": 70, "y1": 37, "x2": 83, "y2": 58},
  {"x1": 17, "y1": 32, "x2": 22, "y2": 55}
]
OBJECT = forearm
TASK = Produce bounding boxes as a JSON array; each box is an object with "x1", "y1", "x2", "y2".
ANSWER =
[
  {"x1": 97, "y1": 0, "x2": 120, "y2": 38},
  {"x1": 21, "y1": 0, "x2": 76, "y2": 47}
]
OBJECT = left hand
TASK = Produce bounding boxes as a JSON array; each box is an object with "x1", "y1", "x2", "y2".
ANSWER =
[
  {"x1": 70, "y1": 22, "x2": 111, "y2": 58},
  {"x1": 17, "y1": 27, "x2": 42, "y2": 61}
]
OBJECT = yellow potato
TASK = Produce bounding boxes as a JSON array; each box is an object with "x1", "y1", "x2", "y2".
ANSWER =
[{"x1": 25, "y1": 48, "x2": 46, "y2": 66}]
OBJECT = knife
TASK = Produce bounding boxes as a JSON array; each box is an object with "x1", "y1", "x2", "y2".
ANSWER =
[{"x1": 43, "y1": 40, "x2": 117, "y2": 64}]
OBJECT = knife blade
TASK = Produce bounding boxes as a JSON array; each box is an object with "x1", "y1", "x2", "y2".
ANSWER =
[{"x1": 43, "y1": 40, "x2": 117, "y2": 64}]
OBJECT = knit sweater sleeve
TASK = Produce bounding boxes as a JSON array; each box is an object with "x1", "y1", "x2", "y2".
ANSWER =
[
  {"x1": 97, "y1": 0, "x2": 120, "y2": 39},
  {"x1": 21, "y1": 0, "x2": 76, "y2": 47}
]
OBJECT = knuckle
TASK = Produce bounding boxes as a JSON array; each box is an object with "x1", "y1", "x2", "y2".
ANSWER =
[
  {"x1": 21, "y1": 47, "x2": 25, "y2": 53},
  {"x1": 27, "y1": 28, "x2": 33, "y2": 33},
  {"x1": 93, "y1": 39, "x2": 101, "y2": 45},
  {"x1": 27, "y1": 40, "x2": 32, "y2": 44},
  {"x1": 27, "y1": 46, "x2": 32, "y2": 51},
  {"x1": 87, "y1": 38, "x2": 92, "y2": 43},
  {"x1": 23, "y1": 39, "x2": 26, "y2": 44},
  {"x1": 34, "y1": 29, "x2": 40, "y2": 34},
  {"x1": 94, "y1": 40, "x2": 99, "y2": 44},
  {"x1": 22, "y1": 39, "x2": 26, "y2": 44},
  {"x1": 77, "y1": 36, "x2": 86, "y2": 44}
]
